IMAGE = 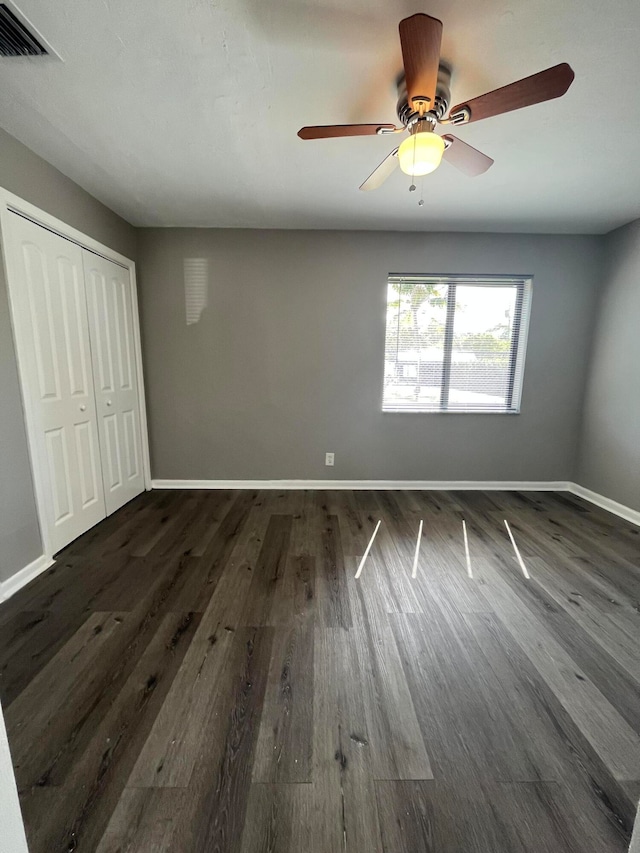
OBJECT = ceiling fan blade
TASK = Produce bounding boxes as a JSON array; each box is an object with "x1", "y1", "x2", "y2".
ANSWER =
[
  {"x1": 449, "y1": 63, "x2": 575, "y2": 124},
  {"x1": 359, "y1": 148, "x2": 399, "y2": 191},
  {"x1": 298, "y1": 124, "x2": 397, "y2": 140},
  {"x1": 398, "y1": 13, "x2": 443, "y2": 112},
  {"x1": 442, "y1": 135, "x2": 494, "y2": 176}
]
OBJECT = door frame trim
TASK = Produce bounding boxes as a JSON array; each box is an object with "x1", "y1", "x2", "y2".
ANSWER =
[{"x1": 0, "y1": 186, "x2": 152, "y2": 559}]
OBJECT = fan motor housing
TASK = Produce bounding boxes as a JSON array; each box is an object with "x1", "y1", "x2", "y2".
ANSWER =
[{"x1": 396, "y1": 63, "x2": 452, "y2": 126}]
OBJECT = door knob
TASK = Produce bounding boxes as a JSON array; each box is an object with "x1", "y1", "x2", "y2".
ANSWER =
[
  {"x1": 106, "y1": 400, "x2": 112, "y2": 406},
  {"x1": 79, "y1": 404, "x2": 86, "y2": 412}
]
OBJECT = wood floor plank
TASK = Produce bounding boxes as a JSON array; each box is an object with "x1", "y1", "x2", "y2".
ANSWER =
[
  {"x1": 185, "y1": 490, "x2": 259, "y2": 594},
  {"x1": 375, "y1": 780, "x2": 436, "y2": 853},
  {"x1": 375, "y1": 490, "x2": 407, "y2": 525},
  {"x1": 460, "y1": 523, "x2": 640, "y2": 782},
  {"x1": 462, "y1": 611, "x2": 637, "y2": 843},
  {"x1": 268, "y1": 554, "x2": 316, "y2": 627},
  {"x1": 411, "y1": 489, "x2": 465, "y2": 513},
  {"x1": 389, "y1": 610, "x2": 560, "y2": 785},
  {"x1": 239, "y1": 783, "x2": 315, "y2": 853},
  {"x1": 320, "y1": 490, "x2": 369, "y2": 556},
  {"x1": 0, "y1": 609, "x2": 89, "y2": 706},
  {"x1": 529, "y1": 559, "x2": 640, "y2": 680},
  {"x1": 316, "y1": 515, "x2": 352, "y2": 628},
  {"x1": 420, "y1": 511, "x2": 470, "y2": 574},
  {"x1": 183, "y1": 626, "x2": 275, "y2": 852},
  {"x1": 622, "y1": 780, "x2": 640, "y2": 804},
  {"x1": 0, "y1": 551, "x2": 143, "y2": 615},
  {"x1": 490, "y1": 556, "x2": 640, "y2": 735},
  {"x1": 127, "y1": 624, "x2": 237, "y2": 788},
  {"x1": 20, "y1": 611, "x2": 200, "y2": 852},
  {"x1": 543, "y1": 505, "x2": 640, "y2": 565},
  {"x1": 289, "y1": 490, "x2": 321, "y2": 558},
  {"x1": 6, "y1": 611, "x2": 134, "y2": 789},
  {"x1": 145, "y1": 490, "x2": 231, "y2": 558},
  {"x1": 375, "y1": 779, "x2": 629, "y2": 853},
  {"x1": 129, "y1": 494, "x2": 201, "y2": 557},
  {"x1": 7, "y1": 586, "x2": 189, "y2": 792},
  {"x1": 189, "y1": 502, "x2": 273, "y2": 632},
  {"x1": 491, "y1": 508, "x2": 640, "y2": 602},
  {"x1": 181, "y1": 489, "x2": 237, "y2": 556},
  {"x1": 56, "y1": 490, "x2": 168, "y2": 562},
  {"x1": 348, "y1": 566, "x2": 432, "y2": 781},
  {"x1": 365, "y1": 523, "x2": 422, "y2": 614},
  {"x1": 518, "y1": 540, "x2": 640, "y2": 635},
  {"x1": 313, "y1": 627, "x2": 383, "y2": 853},
  {"x1": 377, "y1": 521, "x2": 426, "y2": 611},
  {"x1": 93, "y1": 490, "x2": 178, "y2": 556},
  {"x1": 425, "y1": 567, "x2": 495, "y2": 615},
  {"x1": 241, "y1": 515, "x2": 293, "y2": 626},
  {"x1": 352, "y1": 490, "x2": 382, "y2": 511},
  {"x1": 252, "y1": 620, "x2": 314, "y2": 783},
  {"x1": 96, "y1": 787, "x2": 188, "y2": 853},
  {"x1": 114, "y1": 628, "x2": 275, "y2": 852}
]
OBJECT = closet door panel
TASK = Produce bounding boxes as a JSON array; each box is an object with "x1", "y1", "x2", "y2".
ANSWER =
[
  {"x1": 74, "y1": 420, "x2": 102, "y2": 508},
  {"x1": 7, "y1": 215, "x2": 106, "y2": 554},
  {"x1": 83, "y1": 251, "x2": 145, "y2": 515}
]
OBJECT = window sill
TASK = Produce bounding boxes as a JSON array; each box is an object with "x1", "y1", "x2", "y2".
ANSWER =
[{"x1": 382, "y1": 408, "x2": 521, "y2": 414}]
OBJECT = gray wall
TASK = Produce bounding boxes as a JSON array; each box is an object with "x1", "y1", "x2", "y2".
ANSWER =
[
  {"x1": 137, "y1": 228, "x2": 604, "y2": 483},
  {"x1": 577, "y1": 220, "x2": 640, "y2": 512},
  {"x1": 0, "y1": 128, "x2": 137, "y2": 583}
]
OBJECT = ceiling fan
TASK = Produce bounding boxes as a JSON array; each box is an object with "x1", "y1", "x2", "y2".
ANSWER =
[{"x1": 297, "y1": 13, "x2": 575, "y2": 191}]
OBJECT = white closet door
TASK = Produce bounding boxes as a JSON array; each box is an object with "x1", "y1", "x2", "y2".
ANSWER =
[
  {"x1": 83, "y1": 251, "x2": 145, "y2": 515},
  {"x1": 6, "y1": 214, "x2": 106, "y2": 554}
]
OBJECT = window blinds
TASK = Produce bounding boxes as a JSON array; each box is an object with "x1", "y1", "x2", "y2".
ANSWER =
[{"x1": 383, "y1": 275, "x2": 532, "y2": 413}]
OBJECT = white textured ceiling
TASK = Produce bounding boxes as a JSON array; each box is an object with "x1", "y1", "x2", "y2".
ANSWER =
[{"x1": 1, "y1": 0, "x2": 640, "y2": 232}]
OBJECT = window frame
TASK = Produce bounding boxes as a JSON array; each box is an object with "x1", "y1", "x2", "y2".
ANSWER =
[{"x1": 382, "y1": 274, "x2": 533, "y2": 415}]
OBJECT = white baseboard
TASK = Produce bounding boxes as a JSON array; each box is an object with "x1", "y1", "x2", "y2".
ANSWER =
[
  {"x1": 0, "y1": 554, "x2": 55, "y2": 603},
  {"x1": 152, "y1": 478, "x2": 639, "y2": 528},
  {"x1": 152, "y1": 478, "x2": 570, "y2": 492},
  {"x1": 567, "y1": 482, "x2": 640, "y2": 527}
]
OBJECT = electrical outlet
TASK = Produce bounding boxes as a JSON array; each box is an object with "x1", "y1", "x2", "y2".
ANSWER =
[{"x1": 325, "y1": 452, "x2": 335, "y2": 467}]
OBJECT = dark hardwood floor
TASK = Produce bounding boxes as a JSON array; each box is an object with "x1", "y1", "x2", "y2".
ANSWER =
[{"x1": 1, "y1": 488, "x2": 639, "y2": 852}]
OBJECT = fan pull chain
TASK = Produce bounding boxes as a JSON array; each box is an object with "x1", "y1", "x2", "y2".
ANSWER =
[
  {"x1": 407, "y1": 134, "x2": 425, "y2": 206},
  {"x1": 408, "y1": 133, "x2": 418, "y2": 195}
]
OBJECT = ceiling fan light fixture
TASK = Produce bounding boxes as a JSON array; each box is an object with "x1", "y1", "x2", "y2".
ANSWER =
[{"x1": 398, "y1": 130, "x2": 445, "y2": 176}]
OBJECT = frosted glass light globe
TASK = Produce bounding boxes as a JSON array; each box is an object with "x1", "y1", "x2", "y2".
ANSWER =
[{"x1": 398, "y1": 131, "x2": 445, "y2": 176}]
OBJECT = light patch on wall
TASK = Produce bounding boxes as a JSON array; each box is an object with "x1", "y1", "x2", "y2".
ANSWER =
[{"x1": 184, "y1": 258, "x2": 209, "y2": 325}]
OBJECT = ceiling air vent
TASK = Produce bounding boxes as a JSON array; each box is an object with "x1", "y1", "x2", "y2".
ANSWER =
[{"x1": 0, "y1": 3, "x2": 47, "y2": 56}]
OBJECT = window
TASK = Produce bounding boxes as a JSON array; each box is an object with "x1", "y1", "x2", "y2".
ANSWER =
[{"x1": 382, "y1": 275, "x2": 532, "y2": 413}]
